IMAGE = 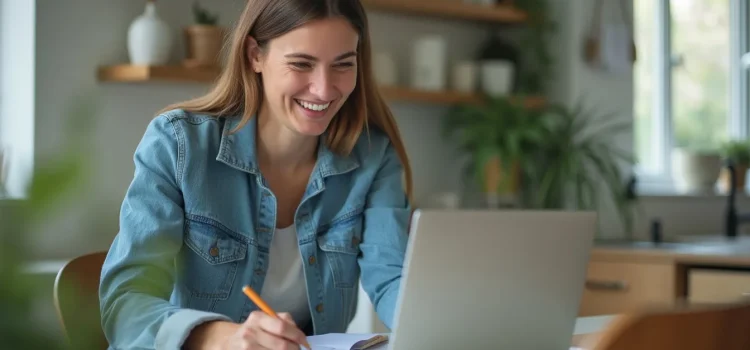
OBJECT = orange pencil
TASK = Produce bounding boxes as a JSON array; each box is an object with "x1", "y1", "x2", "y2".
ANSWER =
[{"x1": 242, "y1": 285, "x2": 312, "y2": 349}]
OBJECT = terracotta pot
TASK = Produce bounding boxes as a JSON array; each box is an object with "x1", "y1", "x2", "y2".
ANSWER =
[
  {"x1": 482, "y1": 155, "x2": 521, "y2": 208},
  {"x1": 719, "y1": 164, "x2": 748, "y2": 193},
  {"x1": 183, "y1": 25, "x2": 225, "y2": 68},
  {"x1": 482, "y1": 155, "x2": 520, "y2": 194}
]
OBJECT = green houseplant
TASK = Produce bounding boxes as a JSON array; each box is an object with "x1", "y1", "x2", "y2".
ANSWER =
[
  {"x1": 1, "y1": 95, "x2": 98, "y2": 349},
  {"x1": 192, "y1": 1, "x2": 219, "y2": 25},
  {"x1": 443, "y1": 96, "x2": 548, "y2": 207},
  {"x1": 512, "y1": 0, "x2": 557, "y2": 95},
  {"x1": 522, "y1": 100, "x2": 636, "y2": 234},
  {"x1": 719, "y1": 139, "x2": 750, "y2": 192},
  {"x1": 442, "y1": 95, "x2": 636, "y2": 234},
  {"x1": 183, "y1": 1, "x2": 224, "y2": 68}
]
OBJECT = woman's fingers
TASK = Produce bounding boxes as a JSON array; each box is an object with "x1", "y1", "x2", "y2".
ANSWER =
[
  {"x1": 258, "y1": 314, "x2": 306, "y2": 344},
  {"x1": 278, "y1": 312, "x2": 297, "y2": 326},
  {"x1": 245, "y1": 311, "x2": 306, "y2": 346},
  {"x1": 252, "y1": 327, "x2": 300, "y2": 350}
]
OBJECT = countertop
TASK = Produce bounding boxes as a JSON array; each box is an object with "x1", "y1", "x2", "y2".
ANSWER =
[
  {"x1": 20, "y1": 238, "x2": 750, "y2": 275},
  {"x1": 592, "y1": 237, "x2": 750, "y2": 266}
]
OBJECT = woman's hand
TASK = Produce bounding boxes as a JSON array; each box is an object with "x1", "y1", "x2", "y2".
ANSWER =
[{"x1": 223, "y1": 311, "x2": 307, "y2": 350}]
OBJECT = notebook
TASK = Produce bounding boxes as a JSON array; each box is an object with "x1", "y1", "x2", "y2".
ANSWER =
[
  {"x1": 306, "y1": 333, "x2": 585, "y2": 350},
  {"x1": 306, "y1": 333, "x2": 388, "y2": 350}
]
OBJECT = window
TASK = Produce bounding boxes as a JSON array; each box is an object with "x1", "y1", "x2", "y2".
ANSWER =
[
  {"x1": 634, "y1": 0, "x2": 749, "y2": 190},
  {"x1": 0, "y1": 0, "x2": 35, "y2": 199}
]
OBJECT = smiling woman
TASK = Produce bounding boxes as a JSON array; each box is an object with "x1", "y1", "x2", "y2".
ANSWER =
[
  {"x1": 98, "y1": 1, "x2": 414, "y2": 350},
  {"x1": 247, "y1": 17, "x2": 360, "y2": 139}
]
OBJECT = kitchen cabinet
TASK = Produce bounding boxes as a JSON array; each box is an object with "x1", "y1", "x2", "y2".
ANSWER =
[
  {"x1": 578, "y1": 261, "x2": 675, "y2": 316},
  {"x1": 578, "y1": 243, "x2": 750, "y2": 316},
  {"x1": 688, "y1": 268, "x2": 750, "y2": 304}
]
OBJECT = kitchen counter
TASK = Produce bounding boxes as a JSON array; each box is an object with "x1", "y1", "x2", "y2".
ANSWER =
[
  {"x1": 580, "y1": 237, "x2": 750, "y2": 317},
  {"x1": 592, "y1": 238, "x2": 750, "y2": 267}
]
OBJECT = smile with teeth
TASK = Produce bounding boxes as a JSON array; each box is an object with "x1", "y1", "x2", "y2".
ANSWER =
[{"x1": 295, "y1": 99, "x2": 331, "y2": 112}]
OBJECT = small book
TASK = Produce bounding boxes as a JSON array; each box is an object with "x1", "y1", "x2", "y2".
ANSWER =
[
  {"x1": 306, "y1": 333, "x2": 389, "y2": 350},
  {"x1": 350, "y1": 334, "x2": 388, "y2": 350}
]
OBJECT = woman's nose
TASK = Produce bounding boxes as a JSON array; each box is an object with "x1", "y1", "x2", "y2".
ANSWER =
[{"x1": 310, "y1": 68, "x2": 336, "y2": 101}]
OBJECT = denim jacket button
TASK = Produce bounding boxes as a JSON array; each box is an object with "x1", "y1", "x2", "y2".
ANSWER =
[
  {"x1": 254, "y1": 268, "x2": 264, "y2": 276},
  {"x1": 352, "y1": 237, "x2": 360, "y2": 246},
  {"x1": 209, "y1": 246, "x2": 219, "y2": 257},
  {"x1": 308, "y1": 255, "x2": 316, "y2": 265},
  {"x1": 315, "y1": 303, "x2": 324, "y2": 313}
]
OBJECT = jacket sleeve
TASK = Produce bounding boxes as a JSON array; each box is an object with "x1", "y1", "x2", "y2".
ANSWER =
[
  {"x1": 99, "y1": 115, "x2": 231, "y2": 349},
  {"x1": 357, "y1": 141, "x2": 411, "y2": 330}
]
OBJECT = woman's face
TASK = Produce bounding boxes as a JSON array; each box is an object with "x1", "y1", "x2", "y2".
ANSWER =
[{"x1": 249, "y1": 17, "x2": 359, "y2": 137}]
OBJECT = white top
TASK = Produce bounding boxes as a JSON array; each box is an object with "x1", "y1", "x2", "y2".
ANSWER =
[{"x1": 260, "y1": 225, "x2": 311, "y2": 327}]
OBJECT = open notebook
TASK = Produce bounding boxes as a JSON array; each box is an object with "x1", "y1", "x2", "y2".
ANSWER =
[
  {"x1": 305, "y1": 333, "x2": 585, "y2": 350},
  {"x1": 306, "y1": 334, "x2": 388, "y2": 350}
]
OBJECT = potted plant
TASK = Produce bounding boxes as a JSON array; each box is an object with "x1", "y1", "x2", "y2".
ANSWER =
[
  {"x1": 183, "y1": 2, "x2": 224, "y2": 68},
  {"x1": 718, "y1": 139, "x2": 750, "y2": 192},
  {"x1": 671, "y1": 144, "x2": 722, "y2": 194},
  {"x1": 443, "y1": 96, "x2": 547, "y2": 208},
  {"x1": 1, "y1": 95, "x2": 97, "y2": 349},
  {"x1": 521, "y1": 100, "x2": 636, "y2": 234}
]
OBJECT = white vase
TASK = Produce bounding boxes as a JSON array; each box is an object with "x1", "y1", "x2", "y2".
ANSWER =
[
  {"x1": 411, "y1": 36, "x2": 447, "y2": 91},
  {"x1": 671, "y1": 148, "x2": 721, "y2": 194},
  {"x1": 480, "y1": 59, "x2": 514, "y2": 97},
  {"x1": 127, "y1": 0, "x2": 173, "y2": 65}
]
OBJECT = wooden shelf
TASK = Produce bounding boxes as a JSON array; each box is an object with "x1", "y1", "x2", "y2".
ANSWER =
[
  {"x1": 360, "y1": 0, "x2": 528, "y2": 24},
  {"x1": 97, "y1": 64, "x2": 544, "y2": 108},
  {"x1": 97, "y1": 64, "x2": 220, "y2": 83},
  {"x1": 379, "y1": 86, "x2": 545, "y2": 108},
  {"x1": 379, "y1": 85, "x2": 482, "y2": 105}
]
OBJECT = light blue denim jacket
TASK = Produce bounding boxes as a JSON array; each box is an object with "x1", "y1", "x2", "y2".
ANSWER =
[{"x1": 99, "y1": 109, "x2": 410, "y2": 349}]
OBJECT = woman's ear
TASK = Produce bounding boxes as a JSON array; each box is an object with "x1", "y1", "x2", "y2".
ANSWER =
[{"x1": 246, "y1": 36, "x2": 262, "y2": 73}]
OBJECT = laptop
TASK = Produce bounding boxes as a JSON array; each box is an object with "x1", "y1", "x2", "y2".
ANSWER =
[{"x1": 387, "y1": 209, "x2": 597, "y2": 350}]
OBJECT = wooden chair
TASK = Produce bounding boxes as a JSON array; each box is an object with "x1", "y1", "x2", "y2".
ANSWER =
[
  {"x1": 581, "y1": 301, "x2": 750, "y2": 350},
  {"x1": 53, "y1": 251, "x2": 109, "y2": 350}
]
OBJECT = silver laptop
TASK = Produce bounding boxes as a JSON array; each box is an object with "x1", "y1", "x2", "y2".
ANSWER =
[{"x1": 387, "y1": 209, "x2": 597, "y2": 350}]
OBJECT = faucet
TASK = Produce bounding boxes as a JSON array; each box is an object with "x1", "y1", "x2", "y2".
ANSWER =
[{"x1": 725, "y1": 161, "x2": 750, "y2": 238}]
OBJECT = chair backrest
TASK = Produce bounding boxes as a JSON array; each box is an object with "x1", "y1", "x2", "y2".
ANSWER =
[
  {"x1": 587, "y1": 301, "x2": 750, "y2": 350},
  {"x1": 53, "y1": 251, "x2": 108, "y2": 350}
]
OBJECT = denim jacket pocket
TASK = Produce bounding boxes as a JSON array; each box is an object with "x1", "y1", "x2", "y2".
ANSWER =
[
  {"x1": 317, "y1": 216, "x2": 362, "y2": 289},
  {"x1": 180, "y1": 216, "x2": 248, "y2": 300}
]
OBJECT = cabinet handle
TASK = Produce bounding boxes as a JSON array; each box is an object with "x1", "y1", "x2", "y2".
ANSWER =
[{"x1": 585, "y1": 280, "x2": 628, "y2": 291}]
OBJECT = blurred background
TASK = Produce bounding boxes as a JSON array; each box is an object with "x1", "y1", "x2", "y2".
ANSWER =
[{"x1": 2, "y1": 0, "x2": 750, "y2": 345}]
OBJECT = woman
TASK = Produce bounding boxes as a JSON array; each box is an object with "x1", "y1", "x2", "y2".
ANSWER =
[{"x1": 98, "y1": 0, "x2": 413, "y2": 349}]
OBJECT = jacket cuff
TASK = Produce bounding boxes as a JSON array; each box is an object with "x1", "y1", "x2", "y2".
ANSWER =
[{"x1": 155, "y1": 309, "x2": 233, "y2": 349}]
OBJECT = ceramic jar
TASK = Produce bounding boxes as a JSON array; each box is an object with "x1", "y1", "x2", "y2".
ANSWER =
[
  {"x1": 127, "y1": 0, "x2": 173, "y2": 65},
  {"x1": 411, "y1": 36, "x2": 447, "y2": 91}
]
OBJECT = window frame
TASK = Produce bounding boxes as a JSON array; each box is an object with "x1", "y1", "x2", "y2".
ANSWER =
[{"x1": 635, "y1": 0, "x2": 750, "y2": 194}]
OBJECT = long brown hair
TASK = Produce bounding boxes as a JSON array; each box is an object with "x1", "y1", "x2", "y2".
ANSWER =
[{"x1": 161, "y1": 0, "x2": 413, "y2": 204}]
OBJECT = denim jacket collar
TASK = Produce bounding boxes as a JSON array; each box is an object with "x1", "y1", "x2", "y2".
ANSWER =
[{"x1": 216, "y1": 115, "x2": 359, "y2": 178}]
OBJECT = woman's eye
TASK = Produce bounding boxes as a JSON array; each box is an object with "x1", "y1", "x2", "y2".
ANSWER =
[
  {"x1": 334, "y1": 62, "x2": 355, "y2": 69},
  {"x1": 290, "y1": 62, "x2": 312, "y2": 70}
]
